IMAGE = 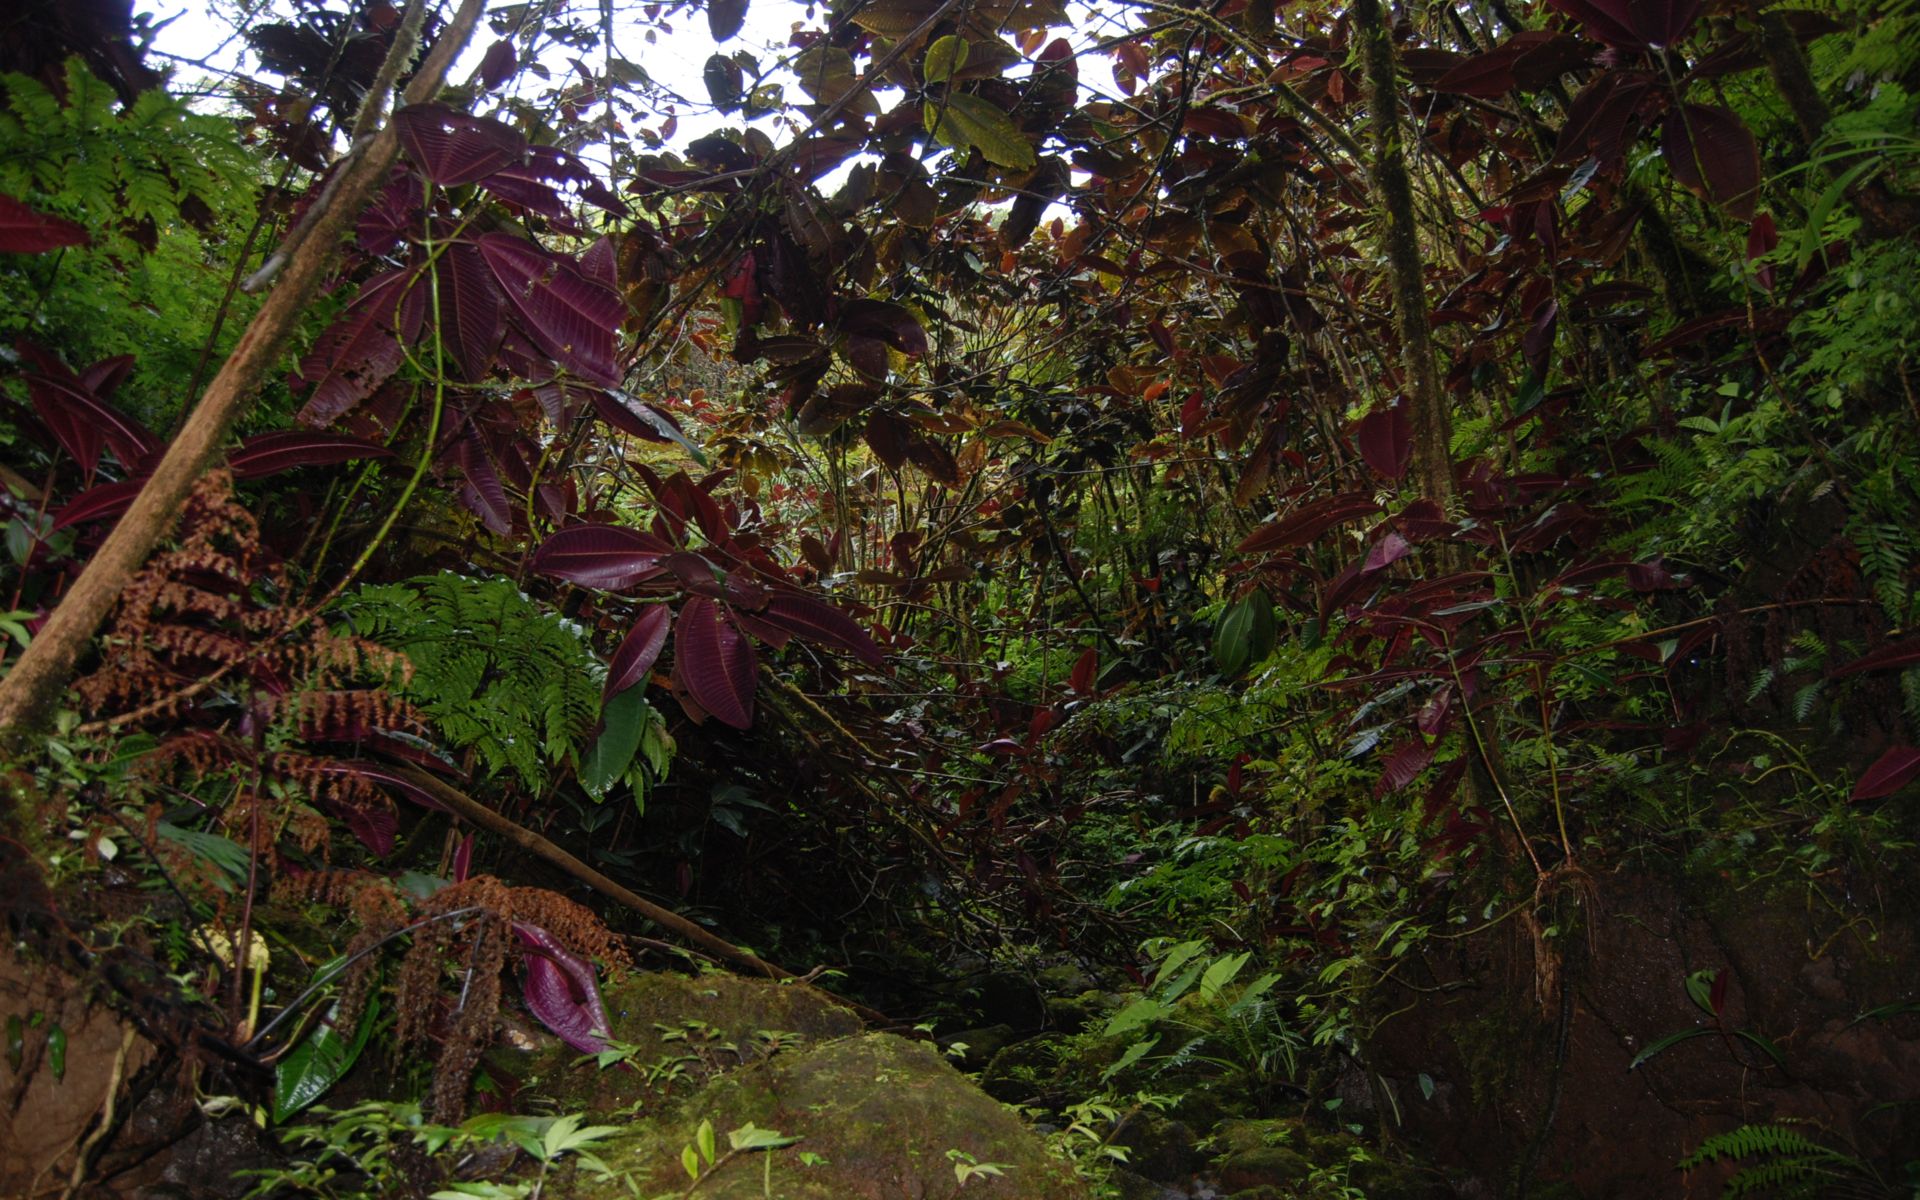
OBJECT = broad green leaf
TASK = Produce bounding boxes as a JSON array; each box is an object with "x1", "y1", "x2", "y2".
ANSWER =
[
  {"x1": 682, "y1": 1144, "x2": 701, "y2": 1180},
  {"x1": 924, "y1": 36, "x2": 969, "y2": 85},
  {"x1": 1100, "y1": 1033, "x2": 1161, "y2": 1081},
  {"x1": 1198, "y1": 951, "x2": 1250, "y2": 1002},
  {"x1": 923, "y1": 93, "x2": 1036, "y2": 169},
  {"x1": 1102, "y1": 997, "x2": 1169, "y2": 1037},
  {"x1": 582, "y1": 685, "x2": 655, "y2": 798},
  {"x1": 1211, "y1": 590, "x2": 1275, "y2": 678},
  {"x1": 1627, "y1": 1027, "x2": 1710, "y2": 1070},
  {"x1": 697, "y1": 1118, "x2": 717, "y2": 1164},
  {"x1": 728, "y1": 1122, "x2": 802, "y2": 1151},
  {"x1": 1149, "y1": 939, "x2": 1206, "y2": 991},
  {"x1": 272, "y1": 983, "x2": 381, "y2": 1122}
]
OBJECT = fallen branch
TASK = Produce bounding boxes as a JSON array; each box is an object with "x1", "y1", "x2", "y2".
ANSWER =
[{"x1": 389, "y1": 765, "x2": 892, "y2": 1027}]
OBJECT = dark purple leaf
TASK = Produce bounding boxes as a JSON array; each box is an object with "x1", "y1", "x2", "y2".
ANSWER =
[
  {"x1": 477, "y1": 39, "x2": 517, "y2": 90},
  {"x1": 1664, "y1": 104, "x2": 1761, "y2": 220},
  {"x1": 675, "y1": 595, "x2": 756, "y2": 729},
  {"x1": 307, "y1": 759, "x2": 451, "y2": 813},
  {"x1": 1239, "y1": 493, "x2": 1382, "y2": 554},
  {"x1": 295, "y1": 268, "x2": 422, "y2": 426},
  {"x1": 1854, "y1": 746, "x2": 1920, "y2": 801},
  {"x1": 393, "y1": 104, "x2": 528, "y2": 186},
  {"x1": 228, "y1": 432, "x2": 394, "y2": 478},
  {"x1": 606, "y1": 605, "x2": 671, "y2": 698},
  {"x1": 478, "y1": 233, "x2": 623, "y2": 386},
  {"x1": 454, "y1": 428, "x2": 511, "y2": 534},
  {"x1": 1546, "y1": 0, "x2": 1702, "y2": 49},
  {"x1": 513, "y1": 923, "x2": 612, "y2": 1054},
  {"x1": 432, "y1": 241, "x2": 502, "y2": 381},
  {"x1": 1376, "y1": 737, "x2": 1435, "y2": 796},
  {"x1": 50, "y1": 478, "x2": 146, "y2": 532},
  {"x1": 531, "y1": 525, "x2": 673, "y2": 589},
  {"x1": 1831, "y1": 639, "x2": 1920, "y2": 679},
  {"x1": 709, "y1": 0, "x2": 748, "y2": 42},
  {"x1": 1357, "y1": 403, "x2": 1410, "y2": 480},
  {"x1": 756, "y1": 593, "x2": 886, "y2": 666},
  {"x1": 0, "y1": 194, "x2": 88, "y2": 252},
  {"x1": 1523, "y1": 298, "x2": 1559, "y2": 376},
  {"x1": 840, "y1": 299, "x2": 928, "y2": 355}
]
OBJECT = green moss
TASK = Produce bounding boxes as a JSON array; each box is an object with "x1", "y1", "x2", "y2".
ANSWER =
[
  {"x1": 581, "y1": 1033, "x2": 1089, "y2": 1199},
  {"x1": 496, "y1": 970, "x2": 863, "y2": 1117}
]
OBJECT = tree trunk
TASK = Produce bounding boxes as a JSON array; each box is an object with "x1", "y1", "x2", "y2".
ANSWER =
[
  {"x1": 0, "y1": 0, "x2": 485, "y2": 740},
  {"x1": 1353, "y1": 0, "x2": 1456, "y2": 511}
]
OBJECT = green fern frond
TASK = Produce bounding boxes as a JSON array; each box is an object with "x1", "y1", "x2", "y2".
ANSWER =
[{"x1": 335, "y1": 574, "x2": 605, "y2": 792}]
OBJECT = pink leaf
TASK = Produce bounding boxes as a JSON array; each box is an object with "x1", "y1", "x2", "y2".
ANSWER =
[
  {"x1": 295, "y1": 268, "x2": 421, "y2": 426},
  {"x1": 606, "y1": 605, "x2": 672, "y2": 698},
  {"x1": 675, "y1": 595, "x2": 756, "y2": 729},
  {"x1": 1853, "y1": 746, "x2": 1920, "y2": 801},
  {"x1": 1239, "y1": 493, "x2": 1382, "y2": 554},
  {"x1": 1376, "y1": 737, "x2": 1436, "y2": 796},
  {"x1": 513, "y1": 923, "x2": 612, "y2": 1054},
  {"x1": 1363, "y1": 532, "x2": 1412, "y2": 573}
]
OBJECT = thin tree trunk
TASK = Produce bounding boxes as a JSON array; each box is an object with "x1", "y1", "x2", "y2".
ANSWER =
[
  {"x1": 0, "y1": 0, "x2": 485, "y2": 740},
  {"x1": 1353, "y1": 0, "x2": 1456, "y2": 511}
]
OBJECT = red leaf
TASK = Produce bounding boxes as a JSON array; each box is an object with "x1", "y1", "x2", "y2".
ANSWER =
[
  {"x1": 1357, "y1": 403, "x2": 1411, "y2": 480},
  {"x1": 606, "y1": 605, "x2": 672, "y2": 698},
  {"x1": 1853, "y1": 746, "x2": 1920, "y2": 801},
  {"x1": 531, "y1": 525, "x2": 673, "y2": 589},
  {"x1": 1664, "y1": 104, "x2": 1761, "y2": 220},
  {"x1": 675, "y1": 595, "x2": 756, "y2": 729},
  {"x1": 227, "y1": 431, "x2": 394, "y2": 478},
  {"x1": 1830, "y1": 639, "x2": 1920, "y2": 679},
  {"x1": 0, "y1": 194, "x2": 88, "y2": 253},
  {"x1": 756, "y1": 593, "x2": 885, "y2": 666},
  {"x1": 1376, "y1": 737, "x2": 1436, "y2": 796},
  {"x1": 393, "y1": 104, "x2": 528, "y2": 186},
  {"x1": 513, "y1": 923, "x2": 612, "y2": 1054},
  {"x1": 1239, "y1": 493, "x2": 1382, "y2": 554},
  {"x1": 1069, "y1": 646, "x2": 1098, "y2": 695},
  {"x1": 477, "y1": 233, "x2": 624, "y2": 385}
]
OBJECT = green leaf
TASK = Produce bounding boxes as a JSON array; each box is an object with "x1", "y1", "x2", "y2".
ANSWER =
[
  {"x1": 582, "y1": 686, "x2": 654, "y2": 798},
  {"x1": 273, "y1": 981, "x2": 381, "y2": 1123},
  {"x1": 924, "y1": 36, "x2": 970, "y2": 85},
  {"x1": 923, "y1": 93, "x2": 1036, "y2": 169},
  {"x1": 682, "y1": 1144, "x2": 701, "y2": 1180},
  {"x1": 1211, "y1": 591, "x2": 1276, "y2": 678},
  {"x1": 1684, "y1": 969, "x2": 1717, "y2": 1016},
  {"x1": 47, "y1": 1025, "x2": 66, "y2": 1080},
  {"x1": 1099, "y1": 1033, "x2": 1161, "y2": 1081},
  {"x1": 1198, "y1": 951, "x2": 1250, "y2": 1002},
  {"x1": 156, "y1": 823, "x2": 250, "y2": 890},
  {"x1": 1102, "y1": 997, "x2": 1169, "y2": 1038},
  {"x1": 697, "y1": 1117, "x2": 717, "y2": 1164},
  {"x1": 1628, "y1": 1027, "x2": 1710, "y2": 1070},
  {"x1": 728, "y1": 1122, "x2": 801, "y2": 1151}
]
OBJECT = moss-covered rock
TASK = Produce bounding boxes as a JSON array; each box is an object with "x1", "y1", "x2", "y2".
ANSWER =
[
  {"x1": 1207, "y1": 1117, "x2": 1441, "y2": 1200},
  {"x1": 581, "y1": 1032, "x2": 1089, "y2": 1199},
  {"x1": 489, "y1": 969, "x2": 863, "y2": 1116}
]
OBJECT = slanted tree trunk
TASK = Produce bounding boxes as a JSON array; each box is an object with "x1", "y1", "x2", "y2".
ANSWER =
[
  {"x1": 0, "y1": 0, "x2": 485, "y2": 740},
  {"x1": 1352, "y1": 0, "x2": 1456, "y2": 512}
]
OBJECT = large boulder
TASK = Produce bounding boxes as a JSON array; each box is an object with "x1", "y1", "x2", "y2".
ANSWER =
[{"x1": 582, "y1": 1032, "x2": 1090, "y2": 1199}]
